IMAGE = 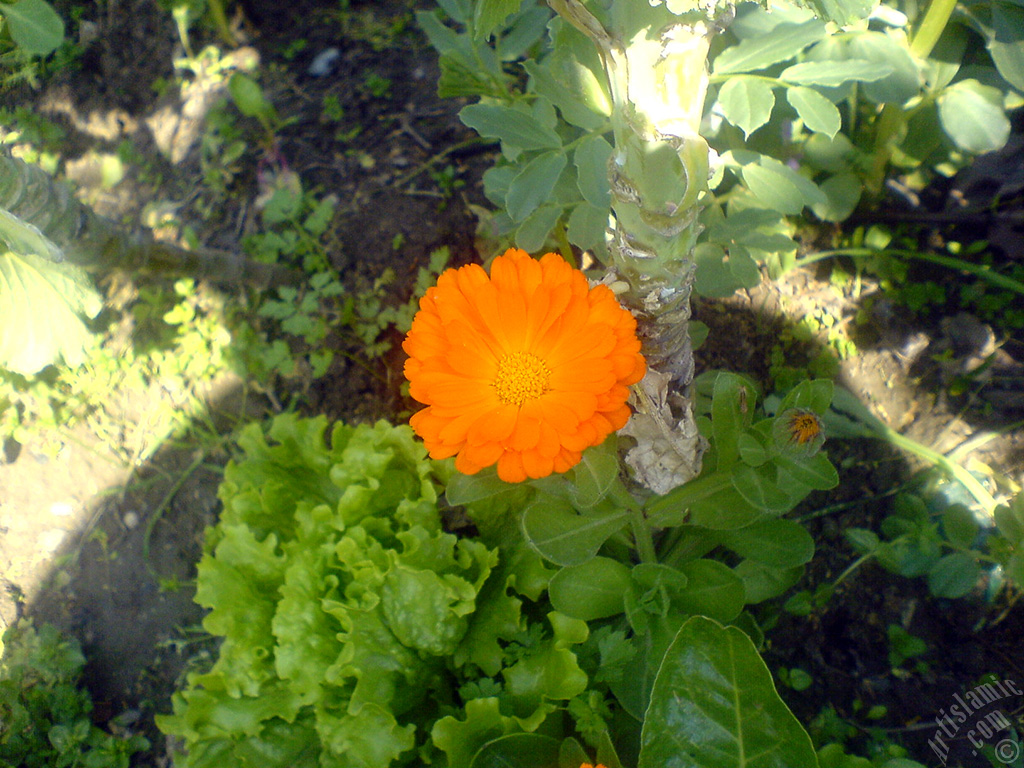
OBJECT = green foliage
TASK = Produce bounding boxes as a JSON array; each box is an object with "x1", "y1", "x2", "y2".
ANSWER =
[
  {"x1": 160, "y1": 412, "x2": 828, "y2": 767},
  {"x1": 843, "y1": 489, "x2": 1024, "y2": 600},
  {"x1": 0, "y1": 620, "x2": 149, "y2": 768},
  {"x1": 423, "y1": 0, "x2": 1021, "y2": 295},
  {"x1": 0, "y1": 0, "x2": 64, "y2": 57}
]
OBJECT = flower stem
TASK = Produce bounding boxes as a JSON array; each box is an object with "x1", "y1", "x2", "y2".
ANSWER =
[{"x1": 795, "y1": 247, "x2": 1024, "y2": 297}]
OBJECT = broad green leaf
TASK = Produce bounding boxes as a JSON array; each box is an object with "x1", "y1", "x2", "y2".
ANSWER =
[
  {"x1": 732, "y1": 463, "x2": 793, "y2": 513},
  {"x1": 716, "y1": 77, "x2": 776, "y2": 137},
  {"x1": 524, "y1": 59, "x2": 606, "y2": 130},
  {"x1": 506, "y1": 151, "x2": 567, "y2": 222},
  {"x1": 566, "y1": 202, "x2": 608, "y2": 253},
  {"x1": 0, "y1": 0, "x2": 64, "y2": 56},
  {"x1": 0, "y1": 250, "x2": 101, "y2": 374},
  {"x1": 927, "y1": 552, "x2": 979, "y2": 598},
  {"x1": 610, "y1": 615, "x2": 682, "y2": 720},
  {"x1": 718, "y1": 519, "x2": 815, "y2": 568},
  {"x1": 574, "y1": 134, "x2": 613, "y2": 209},
  {"x1": 0, "y1": 208, "x2": 64, "y2": 263},
  {"x1": 780, "y1": 379, "x2": 833, "y2": 413},
  {"x1": 812, "y1": 172, "x2": 862, "y2": 223},
  {"x1": 471, "y1": 734, "x2": 561, "y2": 768},
  {"x1": 638, "y1": 617, "x2": 818, "y2": 768},
  {"x1": 568, "y1": 440, "x2": 620, "y2": 508},
  {"x1": 522, "y1": 496, "x2": 628, "y2": 566},
  {"x1": 803, "y1": 132, "x2": 856, "y2": 173},
  {"x1": 776, "y1": 451, "x2": 839, "y2": 491},
  {"x1": 847, "y1": 32, "x2": 921, "y2": 104},
  {"x1": 515, "y1": 204, "x2": 562, "y2": 252},
  {"x1": 549, "y1": 557, "x2": 632, "y2": 620},
  {"x1": 674, "y1": 559, "x2": 745, "y2": 623},
  {"x1": 937, "y1": 80, "x2": 1011, "y2": 154},
  {"x1": 713, "y1": 19, "x2": 827, "y2": 74},
  {"x1": 741, "y1": 164, "x2": 806, "y2": 215},
  {"x1": 460, "y1": 104, "x2": 563, "y2": 153},
  {"x1": 496, "y1": 6, "x2": 551, "y2": 61},
  {"x1": 780, "y1": 59, "x2": 892, "y2": 87},
  {"x1": 942, "y1": 505, "x2": 979, "y2": 550},
  {"x1": 547, "y1": 17, "x2": 612, "y2": 117},
  {"x1": 809, "y1": 0, "x2": 877, "y2": 26},
  {"x1": 734, "y1": 560, "x2": 804, "y2": 603},
  {"x1": 990, "y1": 4, "x2": 1024, "y2": 91},
  {"x1": 688, "y1": 483, "x2": 764, "y2": 530},
  {"x1": 712, "y1": 372, "x2": 754, "y2": 470},
  {"x1": 473, "y1": 0, "x2": 526, "y2": 40},
  {"x1": 786, "y1": 86, "x2": 840, "y2": 138},
  {"x1": 694, "y1": 243, "x2": 742, "y2": 298}
]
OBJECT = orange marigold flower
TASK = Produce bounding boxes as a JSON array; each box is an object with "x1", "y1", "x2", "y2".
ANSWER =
[
  {"x1": 402, "y1": 248, "x2": 646, "y2": 483},
  {"x1": 580, "y1": 764, "x2": 608, "y2": 768}
]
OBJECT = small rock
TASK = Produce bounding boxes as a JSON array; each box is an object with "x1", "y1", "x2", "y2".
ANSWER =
[
  {"x1": 123, "y1": 511, "x2": 140, "y2": 530},
  {"x1": 308, "y1": 47, "x2": 341, "y2": 77},
  {"x1": 50, "y1": 502, "x2": 74, "y2": 517}
]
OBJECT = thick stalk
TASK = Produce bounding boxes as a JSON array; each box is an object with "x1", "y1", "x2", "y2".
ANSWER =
[
  {"x1": 0, "y1": 151, "x2": 301, "y2": 289},
  {"x1": 549, "y1": 0, "x2": 732, "y2": 491}
]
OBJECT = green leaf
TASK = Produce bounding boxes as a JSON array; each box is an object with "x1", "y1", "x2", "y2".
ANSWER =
[
  {"x1": 524, "y1": 59, "x2": 607, "y2": 130},
  {"x1": 927, "y1": 552, "x2": 979, "y2": 598},
  {"x1": 638, "y1": 617, "x2": 818, "y2": 768},
  {"x1": 712, "y1": 372, "x2": 754, "y2": 470},
  {"x1": 674, "y1": 559, "x2": 745, "y2": 623},
  {"x1": 566, "y1": 202, "x2": 608, "y2": 253},
  {"x1": 739, "y1": 161, "x2": 824, "y2": 215},
  {"x1": 809, "y1": 0, "x2": 876, "y2": 26},
  {"x1": 460, "y1": 104, "x2": 563, "y2": 153},
  {"x1": 786, "y1": 86, "x2": 841, "y2": 138},
  {"x1": 574, "y1": 134, "x2": 613, "y2": 209},
  {"x1": 515, "y1": 204, "x2": 562, "y2": 252},
  {"x1": 471, "y1": 734, "x2": 561, "y2": 768},
  {"x1": 775, "y1": 451, "x2": 839, "y2": 491},
  {"x1": 941, "y1": 505, "x2": 979, "y2": 550},
  {"x1": 228, "y1": 73, "x2": 276, "y2": 123},
  {"x1": 506, "y1": 151, "x2": 568, "y2": 222},
  {"x1": 567, "y1": 441, "x2": 620, "y2": 508},
  {"x1": 473, "y1": 0, "x2": 525, "y2": 40},
  {"x1": 718, "y1": 519, "x2": 815, "y2": 568},
  {"x1": 732, "y1": 463, "x2": 794, "y2": 513},
  {"x1": 549, "y1": 557, "x2": 632, "y2": 620},
  {"x1": 0, "y1": 250, "x2": 101, "y2": 374},
  {"x1": 812, "y1": 172, "x2": 862, "y2": 223},
  {"x1": 847, "y1": 31, "x2": 921, "y2": 105},
  {"x1": 734, "y1": 560, "x2": 804, "y2": 603},
  {"x1": 780, "y1": 59, "x2": 892, "y2": 87},
  {"x1": 0, "y1": 0, "x2": 64, "y2": 56},
  {"x1": 716, "y1": 77, "x2": 776, "y2": 137},
  {"x1": 989, "y1": 4, "x2": 1024, "y2": 91},
  {"x1": 937, "y1": 80, "x2": 1011, "y2": 154},
  {"x1": 713, "y1": 19, "x2": 827, "y2": 74},
  {"x1": 0, "y1": 208, "x2": 64, "y2": 263},
  {"x1": 522, "y1": 496, "x2": 629, "y2": 566}
]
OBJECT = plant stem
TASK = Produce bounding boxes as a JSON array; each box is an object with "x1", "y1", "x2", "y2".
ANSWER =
[
  {"x1": 612, "y1": 482, "x2": 657, "y2": 563},
  {"x1": 910, "y1": 0, "x2": 958, "y2": 59},
  {"x1": 796, "y1": 247, "x2": 1024, "y2": 296}
]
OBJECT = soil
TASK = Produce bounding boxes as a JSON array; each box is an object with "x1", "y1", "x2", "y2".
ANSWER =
[{"x1": 1, "y1": 2, "x2": 1022, "y2": 767}]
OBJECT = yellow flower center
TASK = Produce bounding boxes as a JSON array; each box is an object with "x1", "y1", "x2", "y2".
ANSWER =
[{"x1": 492, "y1": 351, "x2": 550, "y2": 407}]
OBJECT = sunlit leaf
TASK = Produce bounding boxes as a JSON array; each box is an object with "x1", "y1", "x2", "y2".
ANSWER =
[
  {"x1": 937, "y1": 79, "x2": 1011, "y2": 154},
  {"x1": 638, "y1": 617, "x2": 817, "y2": 768},
  {"x1": 713, "y1": 19, "x2": 827, "y2": 74},
  {"x1": 0, "y1": 250, "x2": 101, "y2": 374},
  {"x1": 786, "y1": 85, "x2": 841, "y2": 138},
  {"x1": 716, "y1": 77, "x2": 776, "y2": 137}
]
